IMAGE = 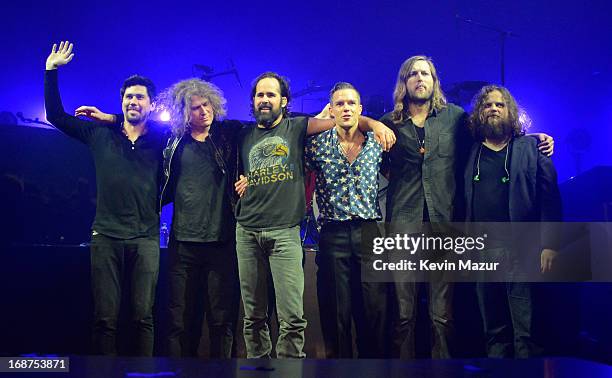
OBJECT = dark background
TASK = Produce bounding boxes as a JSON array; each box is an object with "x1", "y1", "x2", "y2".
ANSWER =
[{"x1": 1, "y1": 0, "x2": 611, "y2": 182}]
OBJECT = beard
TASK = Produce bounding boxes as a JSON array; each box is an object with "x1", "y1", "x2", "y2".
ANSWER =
[
  {"x1": 254, "y1": 105, "x2": 282, "y2": 127},
  {"x1": 477, "y1": 115, "x2": 514, "y2": 141},
  {"x1": 408, "y1": 88, "x2": 433, "y2": 105}
]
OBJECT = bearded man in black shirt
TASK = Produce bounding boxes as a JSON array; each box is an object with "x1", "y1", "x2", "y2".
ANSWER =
[
  {"x1": 464, "y1": 85, "x2": 561, "y2": 358},
  {"x1": 381, "y1": 56, "x2": 468, "y2": 358},
  {"x1": 44, "y1": 41, "x2": 167, "y2": 356}
]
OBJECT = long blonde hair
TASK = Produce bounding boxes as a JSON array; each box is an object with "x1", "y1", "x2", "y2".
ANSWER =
[{"x1": 391, "y1": 55, "x2": 447, "y2": 124}]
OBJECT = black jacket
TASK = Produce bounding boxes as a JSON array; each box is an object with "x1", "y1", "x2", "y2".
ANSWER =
[
  {"x1": 160, "y1": 120, "x2": 242, "y2": 212},
  {"x1": 464, "y1": 136, "x2": 563, "y2": 249}
]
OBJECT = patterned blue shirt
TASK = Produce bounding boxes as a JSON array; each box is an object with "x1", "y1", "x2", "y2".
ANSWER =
[{"x1": 305, "y1": 129, "x2": 382, "y2": 225}]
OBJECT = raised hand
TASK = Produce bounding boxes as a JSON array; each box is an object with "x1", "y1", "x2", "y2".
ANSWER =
[
  {"x1": 75, "y1": 106, "x2": 116, "y2": 123},
  {"x1": 46, "y1": 41, "x2": 74, "y2": 70}
]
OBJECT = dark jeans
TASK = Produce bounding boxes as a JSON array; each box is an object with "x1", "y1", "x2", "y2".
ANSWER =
[
  {"x1": 166, "y1": 238, "x2": 239, "y2": 358},
  {"x1": 476, "y1": 282, "x2": 538, "y2": 358},
  {"x1": 90, "y1": 234, "x2": 159, "y2": 356},
  {"x1": 391, "y1": 281, "x2": 454, "y2": 358},
  {"x1": 317, "y1": 220, "x2": 387, "y2": 358}
]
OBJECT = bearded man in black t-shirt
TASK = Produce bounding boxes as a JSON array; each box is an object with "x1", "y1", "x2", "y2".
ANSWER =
[
  {"x1": 464, "y1": 85, "x2": 561, "y2": 358},
  {"x1": 234, "y1": 72, "x2": 396, "y2": 358}
]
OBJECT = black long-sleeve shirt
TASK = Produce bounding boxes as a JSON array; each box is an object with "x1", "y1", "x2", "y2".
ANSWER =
[{"x1": 44, "y1": 69, "x2": 167, "y2": 239}]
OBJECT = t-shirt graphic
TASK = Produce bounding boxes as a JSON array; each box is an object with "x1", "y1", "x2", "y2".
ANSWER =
[
  {"x1": 236, "y1": 117, "x2": 309, "y2": 230},
  {"x1": 249, "y1": 136, "x2": 288, "y2": 169},
  {"x1": 247, "y1": 136, "x2": 295, "y2": 188}
]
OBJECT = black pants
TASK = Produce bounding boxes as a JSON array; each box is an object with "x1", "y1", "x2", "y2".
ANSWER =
[
  {"x1": 90, "y1": 234, "x2": 159, "y2": 356},
  {"x1": 390, "y1": 281, "x2": 454, "y2": 358},
  {"x1": 476, "y1": 282, "x2": 537, "y2": 358},
  {"x1": 316, "y1": 220, "x2": 387, "y2": 358},
  {"x1": 166, "y1": 238, "x2": 240, "y2": 358}
]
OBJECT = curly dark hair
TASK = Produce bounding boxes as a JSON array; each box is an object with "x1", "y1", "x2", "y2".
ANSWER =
[{"x1": 468, "y1": 85, "x2": 523, "y2": 141}]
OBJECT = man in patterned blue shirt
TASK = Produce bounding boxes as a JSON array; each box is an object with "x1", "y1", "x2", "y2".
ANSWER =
[{"x1": 305, "y1": 82, "x2": 387, "y2": 358}]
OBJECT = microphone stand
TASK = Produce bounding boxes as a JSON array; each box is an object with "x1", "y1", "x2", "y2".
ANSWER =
[
  {"x1": 193, "y1": 59, "x2": 242, "y2": 88},
  {"x1": 293, "y1": 81, "x2": 330, "y2": 113},
  {"x1": 456, "y1": 14, "x2": 519, "y2": 85}
]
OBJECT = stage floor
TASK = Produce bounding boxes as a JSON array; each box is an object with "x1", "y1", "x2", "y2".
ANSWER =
[{"x1": 4, "y1": 356, "x2": 611, "y2": 378}]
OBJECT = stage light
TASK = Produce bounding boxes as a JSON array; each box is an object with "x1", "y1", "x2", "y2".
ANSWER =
[
  {"x1": 160, "y1": 110, "x2": 170, "y2": 122},
  {"x1": 519, "y1": 108, "x2": 533, "y2": 131}
]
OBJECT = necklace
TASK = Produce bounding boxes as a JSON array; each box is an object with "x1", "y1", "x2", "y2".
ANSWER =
[{"x1": 414, "y1": 124, "x2": 425, "y2": 154}]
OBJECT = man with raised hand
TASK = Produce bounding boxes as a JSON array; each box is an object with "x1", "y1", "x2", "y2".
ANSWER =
[{"x1": 44, "y1": 41, "x2": 167, "y2": 356}]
